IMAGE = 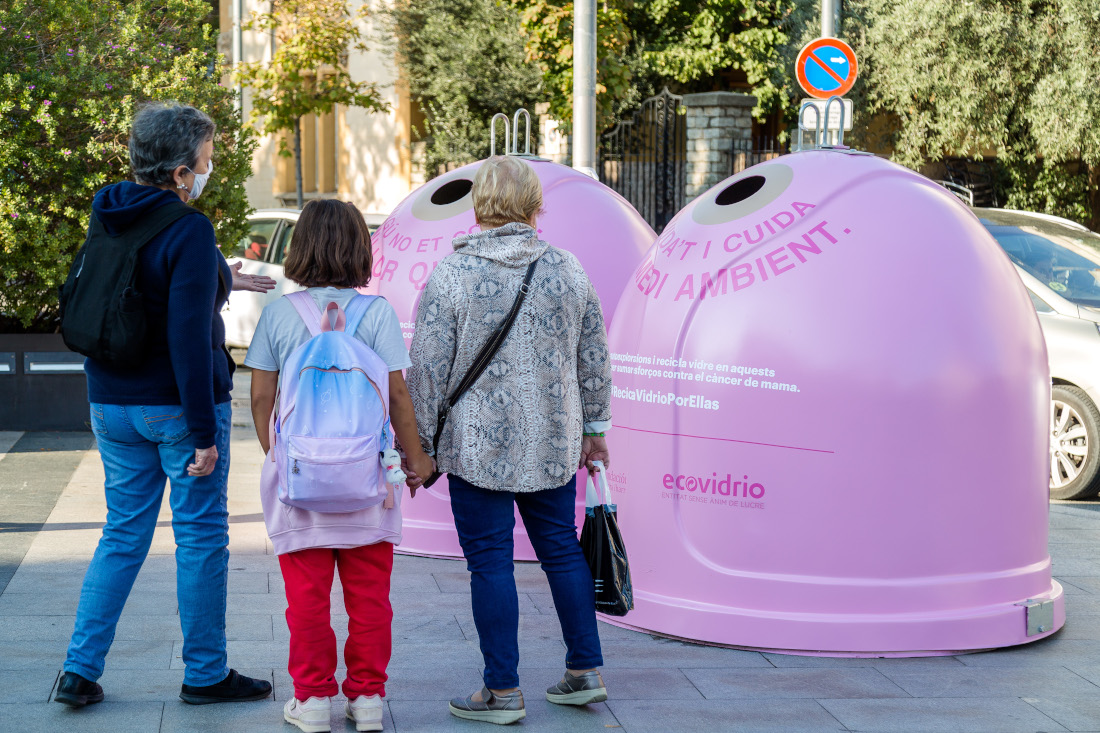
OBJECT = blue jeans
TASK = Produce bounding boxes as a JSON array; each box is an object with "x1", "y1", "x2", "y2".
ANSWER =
[
  {"x1": 65, "y1": 402, "x2": 232, "y2": 686},
  {"x1": 449, "y1": 474, "x2": 603, "y2": 689}
]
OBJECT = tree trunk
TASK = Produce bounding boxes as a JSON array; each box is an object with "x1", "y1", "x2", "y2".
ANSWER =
[{"x1": 294, "y1": 117, "x2": 304, "y2": 210}]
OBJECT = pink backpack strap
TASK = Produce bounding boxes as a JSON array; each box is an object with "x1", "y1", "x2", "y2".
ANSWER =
[
  {"x1": 287, "y1": 291, "x2": 323, "y2": 336},
  {"x1": 319, "y1": 301, "x2": 347, "y2": 332}
]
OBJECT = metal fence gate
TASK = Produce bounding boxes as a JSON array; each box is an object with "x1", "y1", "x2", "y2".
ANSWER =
[
  {"x1": 599, "y1": 88, "x2": 686, "y2": 233},
  {"x1": 731, "y1": 136, "x2": 788, "y2": 177},
  {"x1": 943, "y1": 157, "x2": 1000, "y2": 207}
]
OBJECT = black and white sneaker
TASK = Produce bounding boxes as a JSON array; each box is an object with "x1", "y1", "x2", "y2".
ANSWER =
[
  {"x1": 546, "y1": 670, "x2": 608, "y2": 705},
  {"x1": 54, "y1": 671, "x2": 104, "y2": 708}
]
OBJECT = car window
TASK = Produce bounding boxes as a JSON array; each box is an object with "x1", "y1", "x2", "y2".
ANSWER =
[
  {"x1": 1027, "y1": 289, "x2": 1054, "y2": 313},
  {"x1": 270, "y1": 222, "x2": 295, "y2": 266},
  {"x1": 981, "y1": 220, "x2": 1100, "y2": 307},
  {"x1": 235, "y1": 220, "x2": 279, "y2": 261}
]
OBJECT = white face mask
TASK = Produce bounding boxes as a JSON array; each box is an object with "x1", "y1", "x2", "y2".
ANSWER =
[{"x1": 184, "y1": 160, "x2": 213, "y2": 200}]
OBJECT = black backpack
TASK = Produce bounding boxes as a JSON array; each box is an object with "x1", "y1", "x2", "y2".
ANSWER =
[{"x1": 59, "y1": 200, "x2": 199, "y2": 366}]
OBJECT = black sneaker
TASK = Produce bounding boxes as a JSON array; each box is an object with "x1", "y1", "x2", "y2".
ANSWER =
[
  {"x1": 54, "y1": 671, "x2": 104, "y2": 708},
  {"x1": 179, "y1": 669, "x2": 272, "y2": 705}
]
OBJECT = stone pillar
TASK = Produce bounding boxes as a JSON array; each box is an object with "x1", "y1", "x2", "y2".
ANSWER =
[
  {"x1": 682, "y1": 92, "x2": 756, "y2": 203},
  {"x1": 536, "y1": 102, "x2": 571, "y2": 166}
]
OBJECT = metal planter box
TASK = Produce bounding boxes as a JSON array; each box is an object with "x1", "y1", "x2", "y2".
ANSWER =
[{"x1": 0, "y1": 334, "x2": 89, "y2": 431}]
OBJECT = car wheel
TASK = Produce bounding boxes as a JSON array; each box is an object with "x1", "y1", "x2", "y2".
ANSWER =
[{"x1": 1050, "y1": 385, "x2": 1100, "y2": 500}]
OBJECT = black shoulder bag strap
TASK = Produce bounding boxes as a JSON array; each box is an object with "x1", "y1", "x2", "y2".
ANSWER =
[{"x1": 422, "y1": 257, "x2": 540, "y2": 488}]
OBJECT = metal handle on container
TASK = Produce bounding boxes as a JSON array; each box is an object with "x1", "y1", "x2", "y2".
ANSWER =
[
  {"x1": 490, "y1": 112, "x2": 511, "y2": 157},
  {"x1": 823, "y1": 95, "x2": 846, "y2": 147},
  {"x1": 797, "y1": 102, "x2": 821, "y2": 152},
  {"x1": 512, "y1": 108, "x2": 532, "y2": 155}
]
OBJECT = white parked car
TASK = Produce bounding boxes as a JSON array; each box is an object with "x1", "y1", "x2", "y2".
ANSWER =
[
  {"x1": 222, "y1": 208, "x2": 388, "y2": 349},
  {"x1": 977, "y1": 208, "x2": 1100, "y2": 500}
]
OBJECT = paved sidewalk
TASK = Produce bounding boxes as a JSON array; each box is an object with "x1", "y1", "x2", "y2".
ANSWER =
[
  {"x1": 0, "y1": 430, "x2": 95, "y2": 594},
  {"x1": 3, "y1": 379, "x2": 1100, "y2": 731}
]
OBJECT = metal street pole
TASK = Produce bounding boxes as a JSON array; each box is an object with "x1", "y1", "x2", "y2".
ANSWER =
[
  {"x1": 821, "y1": 0, "x2": 838, "y2": 37},
  {"x1": 821, "y1": 0, "x2": 839, "y2": 144},
  {"x1": 572, "y1": 0, "x2": 597, "y2": 178},
  {"x1": 233, "y1": 0, "x2": 243, "y2": 110}
]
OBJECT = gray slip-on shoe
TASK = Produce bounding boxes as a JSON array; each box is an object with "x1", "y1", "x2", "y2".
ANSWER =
[
  {"x1": 448, "y1": 687, "x2": 526, "y2": 724},
  {"x1": 546, "y1": 670, "x2": 607, "y2": 705}
]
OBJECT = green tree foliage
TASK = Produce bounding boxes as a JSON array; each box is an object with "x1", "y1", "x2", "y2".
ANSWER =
[
  {"x1": 627, "y1": 0, "x2": 796, "y2": 118},
  {"x1": 235, "y1": 0, "x2": 388, "y2": 209},
  {"x1": 0, "y1": 0, "x2": 256, "y2": 332},
  {"x1": 848, "y1": 0, "x2": 1100, "y2": 227},
  {"x1": 391, "y1": 0, "x2": 798, "y2": 169},
  {"x1": 387, "y1": 0, "x2": 542, "y2": 173},
  {"x1": 510, "y1": 0, "x2": 632, "y2": 134},
  {"x1": 766, "y1": 2, "x2": 832, "y2": 116},
  {"x1": 513, "y1": 0, "x2": 798, "y2": 131}
]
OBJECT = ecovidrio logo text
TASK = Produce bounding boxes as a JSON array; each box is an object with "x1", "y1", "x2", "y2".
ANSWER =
[{"x1": 662, "y1": 472, "x2": 765, "y2": 499}]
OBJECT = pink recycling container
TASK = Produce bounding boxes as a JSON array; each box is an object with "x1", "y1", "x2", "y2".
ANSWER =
[
  {"x1": 602, "y1": 149, "x2": 1064, "y2": 654},
  {"x1": 370, "y1": 157, "x2": 655, "y2": 559}
]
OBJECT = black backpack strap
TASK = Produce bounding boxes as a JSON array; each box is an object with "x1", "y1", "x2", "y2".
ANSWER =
[
  {"x1": 117, "y1": 200, "x2": 200, "y2": 246},
  {"x1": 431, "y1": 257, "x2": 540, "y2": 457}
]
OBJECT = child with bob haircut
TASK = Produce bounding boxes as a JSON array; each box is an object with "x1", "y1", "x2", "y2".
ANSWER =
[{"x1": 245, "y1": 199, "x2": 434, "y2": 732}]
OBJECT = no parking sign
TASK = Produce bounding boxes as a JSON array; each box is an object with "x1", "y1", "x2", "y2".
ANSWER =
[{"x1": 796, "y1": 37, "x2": 858, "y2": 99}]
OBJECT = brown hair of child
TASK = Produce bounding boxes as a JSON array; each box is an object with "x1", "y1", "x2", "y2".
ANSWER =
[{"x1": 283, "y1": 199, "x2": 374, "y2": 288}]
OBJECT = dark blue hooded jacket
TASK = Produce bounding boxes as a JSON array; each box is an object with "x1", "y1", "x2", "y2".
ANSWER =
[{"x1": 84, "y1": 181, "x2": 233, "y2": 449}]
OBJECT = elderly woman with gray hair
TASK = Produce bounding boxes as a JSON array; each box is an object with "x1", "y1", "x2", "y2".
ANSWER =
[
  {"x1": 56, "y1": 103, "x2": 273, "y2": 709},
  {"x1": 407, "y1": 156, "x2": 613, "y2": 725}
]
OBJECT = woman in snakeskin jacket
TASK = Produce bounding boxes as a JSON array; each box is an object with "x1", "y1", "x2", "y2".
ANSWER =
[{"x1": 407, "y1": 155, "x2": 613, "y2": 724}]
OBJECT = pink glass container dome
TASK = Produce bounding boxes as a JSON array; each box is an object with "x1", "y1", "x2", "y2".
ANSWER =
[
  {"x1": 602, "y1": 149, "x2": 1064, "y2": 654},
  {"x1": 371, "y1": 157, "x2": 655, "y2": 559}
]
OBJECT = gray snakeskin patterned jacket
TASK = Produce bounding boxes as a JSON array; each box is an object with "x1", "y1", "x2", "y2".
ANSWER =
[{"x1": 407, "y1": 222, "x2": 612, "y2": 492}]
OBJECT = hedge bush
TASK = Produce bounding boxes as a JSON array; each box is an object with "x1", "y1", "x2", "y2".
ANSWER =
[{"x1": 0, "y1": 0, "x2": 256, "y2": 331}]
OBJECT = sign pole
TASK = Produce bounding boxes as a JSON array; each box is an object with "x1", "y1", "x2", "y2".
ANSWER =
[
  {"x1": 572, "y1": 0, "x2": 597, "y2": 178},
  {"x1": 233, "y1": 0, "x2": 243, "y2": 110},
  {"x1": 821, "y1": 1, "x2": 839, "y2": 143},
  {"x1": 821, "y1": 0, "x2": 838, "y2": 38}
]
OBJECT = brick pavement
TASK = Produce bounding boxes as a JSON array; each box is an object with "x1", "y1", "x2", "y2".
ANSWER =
[{"x1": 2, "y1": 375, "x2": 1100, "y2": 732}]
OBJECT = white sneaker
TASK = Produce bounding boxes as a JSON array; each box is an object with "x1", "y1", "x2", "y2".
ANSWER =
[
  {"x1": 283, "y1": 696, "x2": 331, "y2": 733},
  {"x1": 345, "y1": 694, "x2": 384, "y2": 732}
]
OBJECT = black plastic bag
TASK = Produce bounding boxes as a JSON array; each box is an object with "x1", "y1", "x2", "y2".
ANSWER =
[{"x1": 580, "y1": 464, "x2": 633, "y2": 616}]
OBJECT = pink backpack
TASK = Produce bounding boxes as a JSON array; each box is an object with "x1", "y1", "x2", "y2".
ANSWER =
[{"x1": 273, "y1": 292, "x2": 396, "y2": 513}]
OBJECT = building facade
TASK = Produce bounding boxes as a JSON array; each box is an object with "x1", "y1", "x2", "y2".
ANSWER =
[{"x1": 218, "y1": 0, "x2": 419, "y2": 216}]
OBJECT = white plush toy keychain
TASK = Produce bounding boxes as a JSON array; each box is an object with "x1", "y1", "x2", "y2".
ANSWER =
[{"x1": 380, "y1": 448, "x2": 406, "y2": 509}]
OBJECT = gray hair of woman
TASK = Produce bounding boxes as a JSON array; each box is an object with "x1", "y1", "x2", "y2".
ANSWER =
[
  {"x1": 472, "y1": 156, "x2": 545, "y2": 229},
  {"x1": 128, "y1": 102, "x2": 216, "y2": 188}
]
